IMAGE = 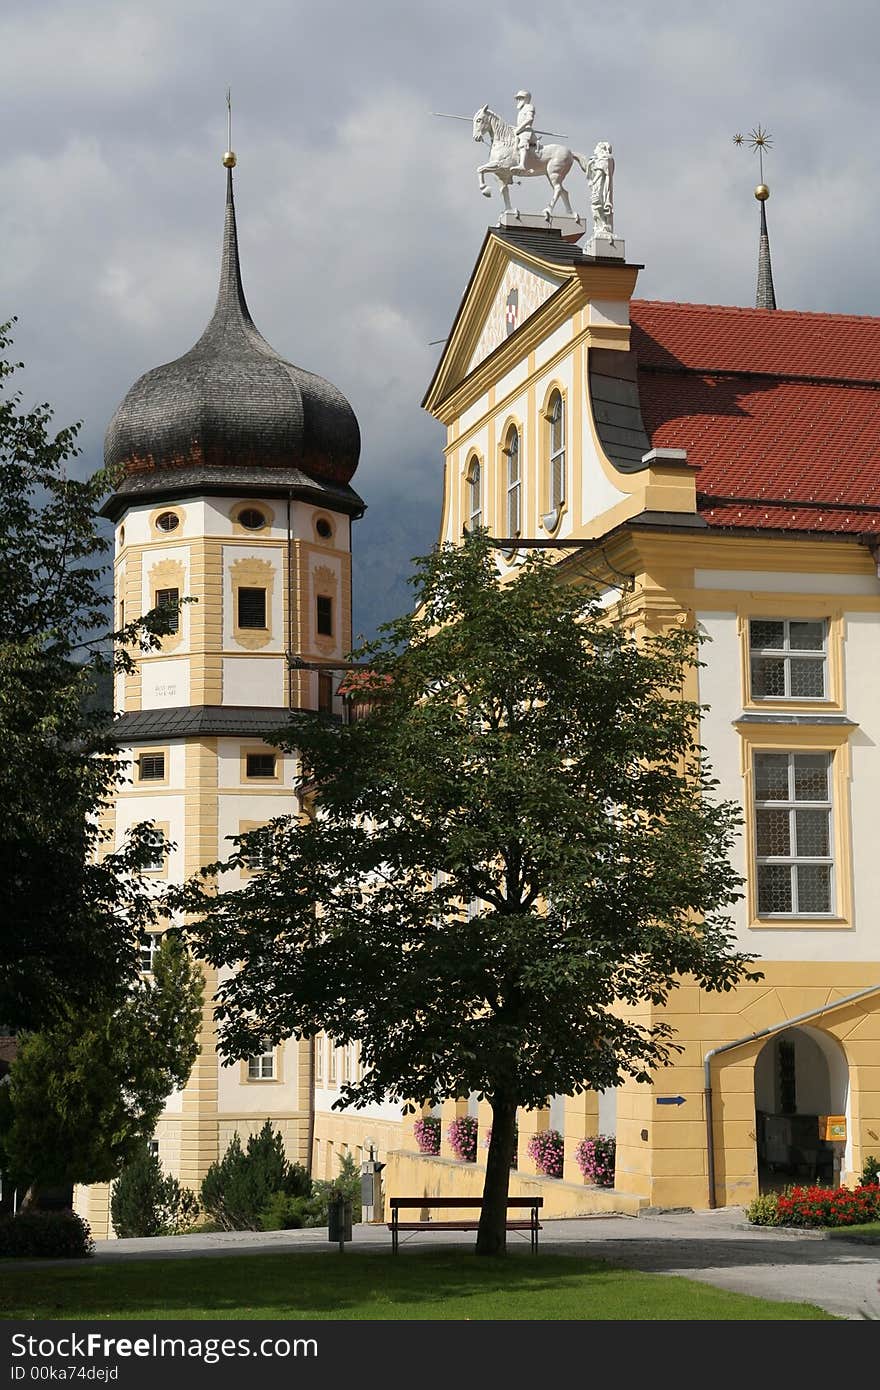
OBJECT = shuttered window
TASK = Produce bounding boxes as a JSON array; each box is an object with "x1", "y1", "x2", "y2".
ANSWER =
[
  {"x1": 155, "y1": 587, "x2": 180, "y2": 634},
  {"x1": 238, "y1": 587, "x2": 267, "y2": 629},
  {"x1": 316, "y1": 595, "x2": 333, "y2": 636},
  {"x1": 138, "y1": 753, "x2": 165, "y2": 781}
]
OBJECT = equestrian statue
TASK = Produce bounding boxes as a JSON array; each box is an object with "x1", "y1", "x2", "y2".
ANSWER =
[{"x1": 472, "y1": 93, "x2": 590, "y2": 221}]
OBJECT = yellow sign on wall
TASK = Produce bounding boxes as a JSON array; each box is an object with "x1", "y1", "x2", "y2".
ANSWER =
[{"x1": 819, "y1": 1115, "x2": 847, "y2": 1142}]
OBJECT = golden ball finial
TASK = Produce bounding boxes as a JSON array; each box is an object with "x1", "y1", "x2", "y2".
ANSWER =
[
  {"x1": 755, "y1": 183, "x2": 770, "y2": 201},
  {"x1": 222, "y1": 150, "x2": 237, "y2": 168}
]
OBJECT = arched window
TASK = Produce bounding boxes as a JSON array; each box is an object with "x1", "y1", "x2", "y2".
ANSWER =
[
  {"x1": 548, "y1": 391, "x2": 565, "y2": 516},
  {"x1": 505, "y1": 427, "x2": 521, "y2": 537},
  {"x1": 466, "y1": 456, "x2": 482, "y2": 532}
]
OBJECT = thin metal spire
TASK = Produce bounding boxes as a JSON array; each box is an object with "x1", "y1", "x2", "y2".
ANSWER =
[{"x1": 733, "y1": 125, "x2": 777, "y2": 310}]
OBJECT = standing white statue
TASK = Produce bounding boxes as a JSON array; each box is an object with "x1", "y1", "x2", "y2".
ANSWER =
[{"x1": 586, "y1": 141, "x2": 615, "y2": 239}]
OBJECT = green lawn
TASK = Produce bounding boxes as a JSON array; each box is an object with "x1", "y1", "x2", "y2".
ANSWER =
[
  {"x1": 824, "y1": 1220, "x2": 880, "y2": 1244},
  {"x1": 0, "y1": 1251, "x2": 835, "y2": 1321}
]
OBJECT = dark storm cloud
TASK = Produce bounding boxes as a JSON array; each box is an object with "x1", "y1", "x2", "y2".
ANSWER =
[{"x1": 3, "y1": 0, "x2": 880, "y2": 633}]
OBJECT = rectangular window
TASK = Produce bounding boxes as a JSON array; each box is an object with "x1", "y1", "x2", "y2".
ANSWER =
[
  {"x1": 242, "y1": 829, "x2": 271, "y2": 871},
  {"x1": 247, "y1": 1050, "x2": 275, "y2": 1080},
  {"x1": 238, "y1": 586, "x2": 267, "y2": 629},
  {"x1": 118, "y1": 599, "x2": 125, "y2": 631},
  {"x1": 142, "y1": 828, "x2": 166, "y2": 872},
  {"x1": 754, "y1": 751, "x2": 833, "y2": 915},
  {"x1": 749, "y1": 619, "x2": 827, "y2": 700},
  {"x1": 139, "y1": 932, "x2": 163, "y2": 973},
  {"x1": 316, "y1": 594, "x2": 333, "y2": 636},
  {"x1": 314, "y1": 1034, "x2": 324, "y2": 1083},
  {"x1": 138, "y1": 753, "x2": 165, "y2": 781},
  {"x1": 506, "y1": 441, "x2": 521, "y2": 536},
  {"x1": 155, "y1": 586, "x2": 180, "y2": 635},
  {"x1": 328, "y1": 1042, "x2": 337, "y2": 1083},
  {"x1": 246, "y1": 752, "x2": 276, "y2": 779},
  {"x1": 318, "y1": 671, "x2": 333, "y2": 712}
]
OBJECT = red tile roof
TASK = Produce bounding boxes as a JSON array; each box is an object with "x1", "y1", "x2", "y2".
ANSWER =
[{"x1": 630, "y1": 300, "x2": 880, "y2": 537}]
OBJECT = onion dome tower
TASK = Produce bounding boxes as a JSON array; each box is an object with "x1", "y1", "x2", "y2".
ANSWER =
[{"x1": 81, "y1": 150, "x2": 364, "y2": 1238}]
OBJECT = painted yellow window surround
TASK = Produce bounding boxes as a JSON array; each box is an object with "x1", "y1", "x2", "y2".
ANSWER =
[
  {"x1": 230, "y1": 557, "x2": 275, "y2": 651},
  {"x1": 465, "y1": 454, "x2": 482, "y2": 532},
  {"x1": 503, "y1": 426, "x2": 521, "y2": 537},
  {"x1": 737, "y1": 722, "x2": 854, "y2": 930},
  {"x1": 737, "y1": 609, "x2": 845, "y2": 713},
  {"x1": 240, "y1": 1047, "x2": 283, "y2": 1085},
  {"x1": 244, "y1": 750, "x2": 277, "y2": 781}
]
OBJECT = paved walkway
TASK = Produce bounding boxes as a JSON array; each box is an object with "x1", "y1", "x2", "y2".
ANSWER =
[{"x1": 76, "y1": 1207, "x2": 880, "y2": 1320}]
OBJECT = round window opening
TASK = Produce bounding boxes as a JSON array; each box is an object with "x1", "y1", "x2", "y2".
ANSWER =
[
  {"x1": 156, "y1": 511, "x2": 180, "y2": 532},
  {"x1": 315, "y1": 517, "x2": 333, "y2": 539},
  {"x1": 118, "y1": 527, "x2": 125, "y2": 546},
  {"x1": 238, "y1": 508, "x2": 267, "y2": 531}
]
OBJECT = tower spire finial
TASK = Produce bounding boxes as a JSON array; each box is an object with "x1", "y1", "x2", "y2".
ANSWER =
[
  {"x1": 733, "y1": 124, "x2": 777, "y2": 310},
  {"x1": 223, "y1": 87, "x2": 237, "y2": 169}
]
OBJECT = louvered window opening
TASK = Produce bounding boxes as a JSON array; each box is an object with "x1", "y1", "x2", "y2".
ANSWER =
[
  {"x1": 139, "y1": 753, "x2": 165, "y2": 780},
  {"x1": 238, "y1": 586, "x2": 267, "y2": 629},
  {"x1": 155, "y1": 587, "x2": 180, "y2": 635},
  {"x1": 754, "y1": 751, "x2": 833, "y2": 915}
]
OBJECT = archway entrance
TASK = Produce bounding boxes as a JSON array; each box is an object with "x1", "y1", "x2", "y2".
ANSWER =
[{"x1": 754, "y1": 1026, "x2": 849, "y2": 1193}]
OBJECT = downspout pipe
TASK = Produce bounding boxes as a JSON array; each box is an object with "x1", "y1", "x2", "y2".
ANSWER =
[{"x1": 704, "y1": 982, "x2": 880, "y2": 1208}]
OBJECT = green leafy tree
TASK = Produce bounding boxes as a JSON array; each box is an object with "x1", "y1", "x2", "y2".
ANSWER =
[
  {"x1": 1, "y1": 934, "x2": 203, "y2": 1193},
  {"x1": 199, "y1": 1120, "x2": 311, "y2": 1231},
  {"x1": 176, "y1": 535, "x2": 757, "y2": 1255},
  {"x1": 0, "y1": 322, "x2": 184, "y2": 1031}
]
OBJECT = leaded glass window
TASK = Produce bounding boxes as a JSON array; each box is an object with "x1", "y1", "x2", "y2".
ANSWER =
[
  {"x1": 749, "y1": 619, "x2": 827, "y2": 700},
  {"x1": 754, "y1": 751, "x2": 833, "y2": 915}
]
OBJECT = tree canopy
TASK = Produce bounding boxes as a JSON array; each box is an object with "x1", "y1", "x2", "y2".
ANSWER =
[
  {"x1": 0, "y1": 934, "x2": 203, "y2": 1191},
  {"x1": 175, "y1": 533, "x2": 757, "y2": 1254},
  {"x1": 0, "y1": 322, "x2": 180, "y2": 1030}
]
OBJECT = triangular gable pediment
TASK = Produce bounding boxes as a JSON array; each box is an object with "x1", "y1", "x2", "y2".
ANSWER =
[
  {"x1": 423, "y1": 230, "x2": 575, "y2": 416},
  {"x1": 467, "y1": 258, "x2": 561, "y2": 373}
]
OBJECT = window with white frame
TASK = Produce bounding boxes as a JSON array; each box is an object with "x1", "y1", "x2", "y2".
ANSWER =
[
  {"x1": 247, "y1": 1049, "x2": 276, "y2": 1080},
  {"x1": 749, "y1": 619, "x2": 827, "y2": 700},
  {"x1": 314, "y1": 1033, "x2": 324, "y2": 1082},
  {"x1": 505, "y1": 428, "x2": 521, "y2": 537},
  {"x1": 548, "y1": 391, "x2": 565, "y2": 514},
  {"x1": 754, "y1": 751, "x2": 834, "y2": 915},
  {"x1": 142, "y1": 828, "x2": 166, "y2": 872},
  {"x1": 466, "y1": 456, "x2": 482, "y2": 531},
  {"x1": 139, "y1": 932, "x2": 164, "y2": 974}
]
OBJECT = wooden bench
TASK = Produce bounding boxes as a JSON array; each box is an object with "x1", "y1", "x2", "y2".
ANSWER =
[{"x1": 388, "y1": 1196, "x2": 543, "y2": 1253}]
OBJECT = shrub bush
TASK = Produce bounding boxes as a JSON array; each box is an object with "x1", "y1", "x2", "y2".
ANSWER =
[
  {"x1": 860, "y1": 1155, "x2": 880, "y2": 1186},
  {"x1": 111, "y1": 1146, "x2": 199, "y2": 1238},
  {"x1": 413, "y1": 1116, "x2": 441, "y2": 1155},
  {"x1": 447, "y1": 1115, "x2": 478, "y2": 1162},
  {"x1": 527, "y1": 1128, "x2": 564, "y2": 1178},
  {"x1": 575, "y1": 1134, "x2": 616, "y2": 1188},
  {"x1": 311, "y1": 1150, "x2": 363, "y2": 1226},
  {"x1": 745, "y1": 1191, "x2": 783, "y2": 1226},
  {"x1": 0, "y1": 1209, "x2": 94, "y2": 1258},
  {"x1": 199, "y1": 1120, "x2": 311, "y2": 1231},
  {"x1": 258, "y1": 1190, "x2": 324, "y2": 1231}
]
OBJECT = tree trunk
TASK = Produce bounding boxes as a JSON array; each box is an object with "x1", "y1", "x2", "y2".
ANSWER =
[{"x1": 475, "y1": 1094, "x2": 517, "y2": 1255}]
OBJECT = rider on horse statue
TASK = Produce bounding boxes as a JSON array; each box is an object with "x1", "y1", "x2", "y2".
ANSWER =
[{"x1": 511, "y1": 90, "x2": 538, "y2": 175}]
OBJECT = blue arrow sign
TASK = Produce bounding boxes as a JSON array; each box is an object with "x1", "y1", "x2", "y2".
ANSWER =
[{"x1": 656, "y1": 1095, "x2": 686, "y2": 1106}]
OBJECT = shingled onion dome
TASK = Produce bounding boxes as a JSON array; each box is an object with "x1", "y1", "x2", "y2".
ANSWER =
[{"x1": 104, "y1": 168, "x2": 360, "y2": 487}]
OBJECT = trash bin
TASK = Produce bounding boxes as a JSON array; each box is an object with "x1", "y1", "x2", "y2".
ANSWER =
[{"x1": 328, "y1": 1193, "x2": 352, "y2": 1250}]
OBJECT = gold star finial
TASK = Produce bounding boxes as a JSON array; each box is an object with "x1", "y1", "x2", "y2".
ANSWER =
[{"x1": 734, "y1": 123, "x2": 772, "y2": 193}]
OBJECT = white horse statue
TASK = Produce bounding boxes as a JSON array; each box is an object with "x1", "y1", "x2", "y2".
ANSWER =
[{"x1": 472, "y1": 104, "x2": 588, "y2": 219}]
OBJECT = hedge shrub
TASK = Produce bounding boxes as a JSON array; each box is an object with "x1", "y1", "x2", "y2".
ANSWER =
[{"x1": 0, "y1": 1209, "x2": 94, "y2": 1258}]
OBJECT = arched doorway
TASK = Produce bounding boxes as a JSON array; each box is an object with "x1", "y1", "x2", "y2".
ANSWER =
[{"x1": 754, "y1": 1026, "x2": 850, "y2": 1192}]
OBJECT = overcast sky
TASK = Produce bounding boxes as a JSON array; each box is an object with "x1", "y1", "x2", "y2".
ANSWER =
[{"x1": 4, "y1": 0, "x2": 880, "y2": 638}]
